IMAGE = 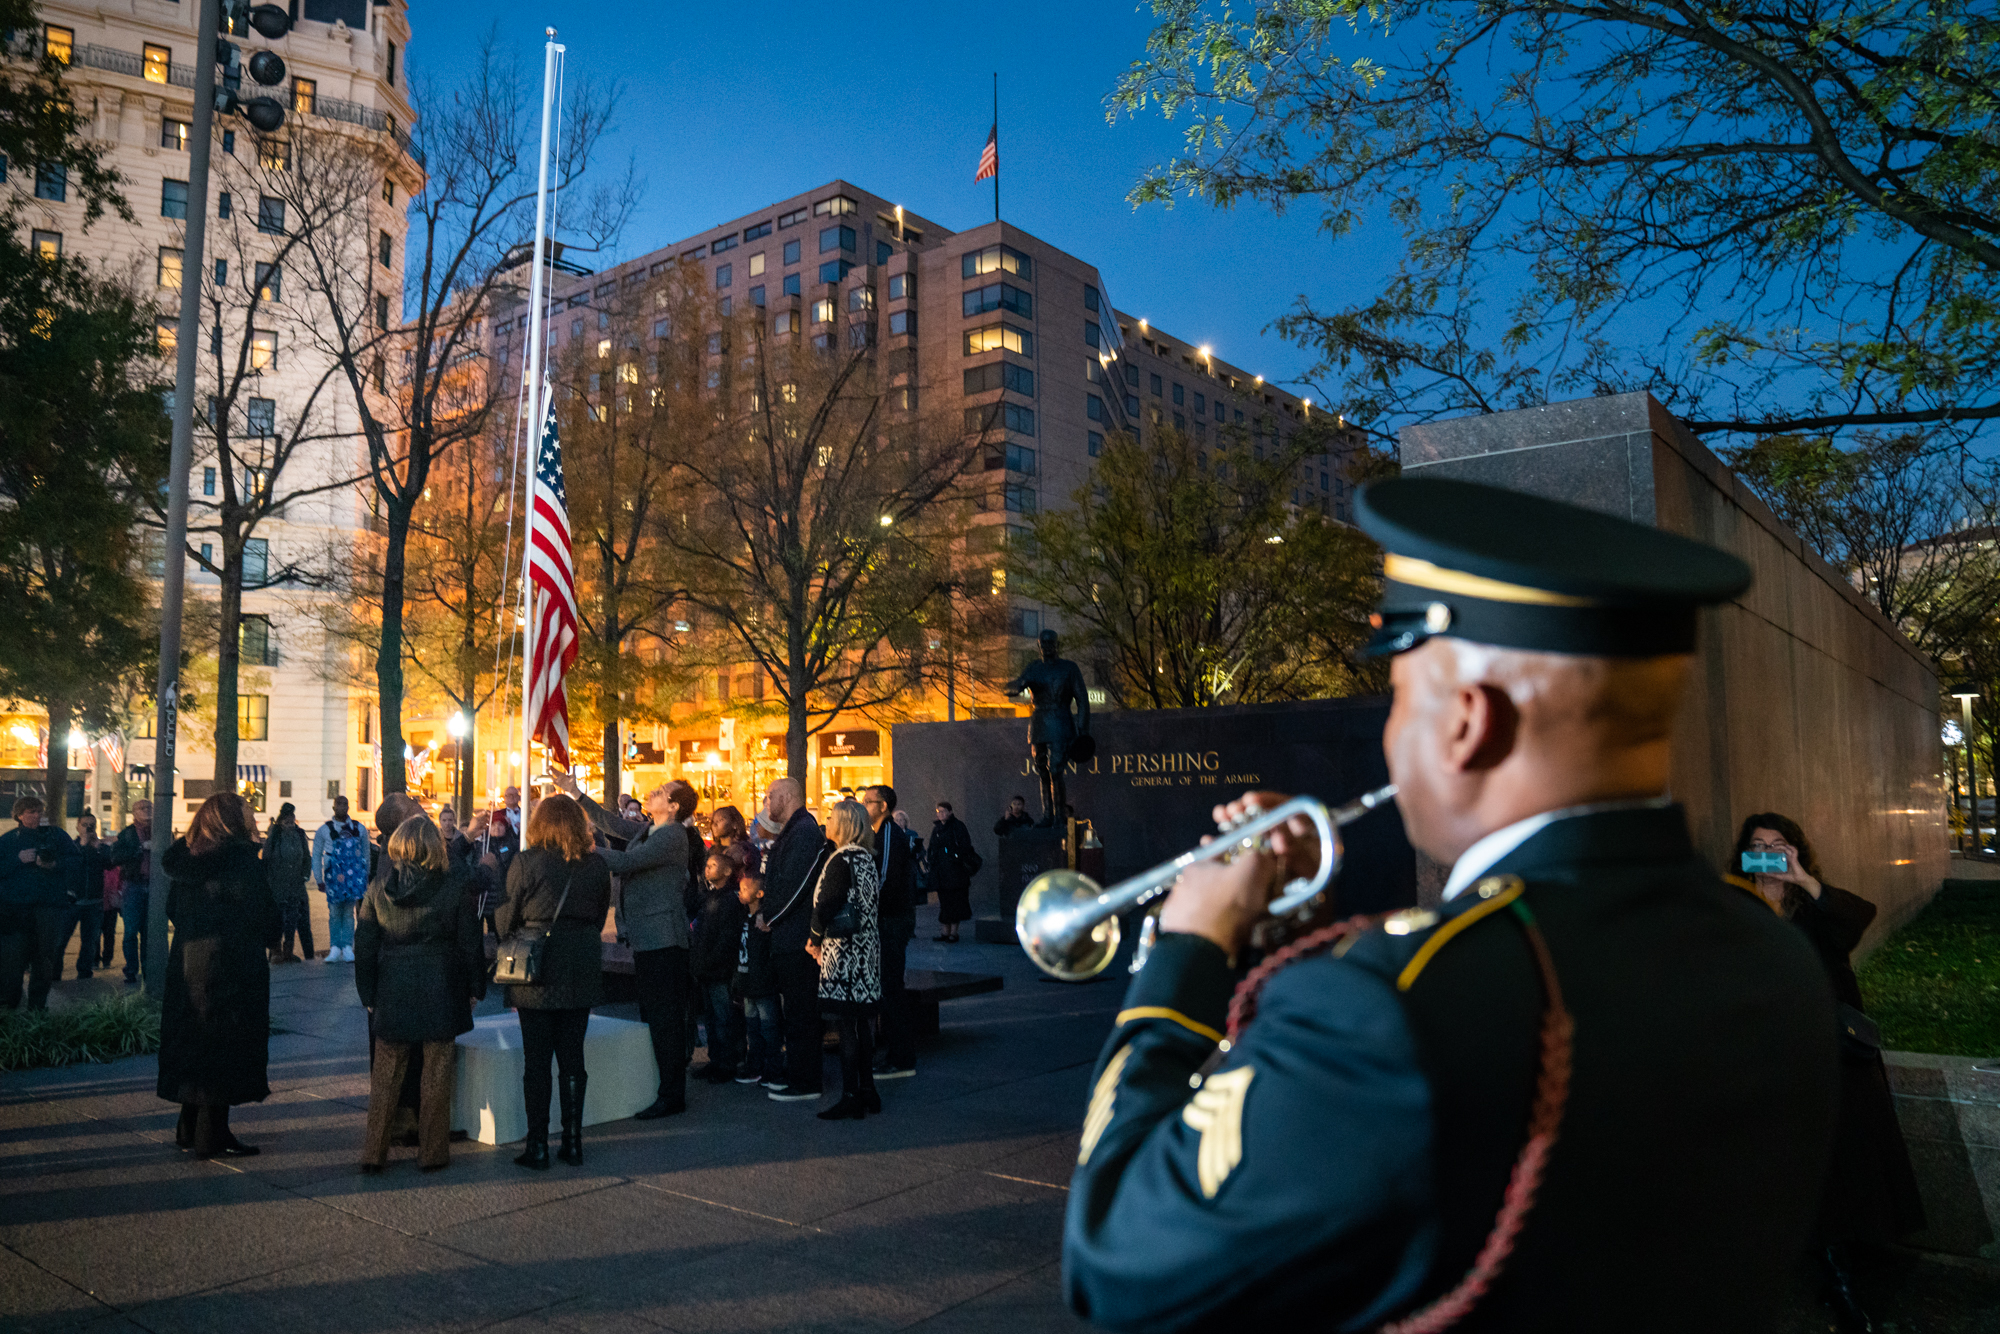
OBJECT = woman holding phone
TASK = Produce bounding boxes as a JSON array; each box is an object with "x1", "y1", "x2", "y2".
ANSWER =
[{"x1": 1731, "y1": 814, "x2": 1923, "y2": 1329}]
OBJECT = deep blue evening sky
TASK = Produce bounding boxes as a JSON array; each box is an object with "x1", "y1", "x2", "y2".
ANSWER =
[{"x1": 406, "y1": 0, "x2": 1405, "y2": 398}]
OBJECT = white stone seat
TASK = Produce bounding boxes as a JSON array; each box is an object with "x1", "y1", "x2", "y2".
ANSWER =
[{"x1": 451, "y1": 1011, "x2": 660, "y2": 1145}]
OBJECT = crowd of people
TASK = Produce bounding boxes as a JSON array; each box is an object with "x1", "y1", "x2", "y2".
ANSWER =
[
  {"x1": 0, "y1": 767, "x2": 1934, "y2": 1306},
  {"x1": 0, "y1": 772, "x2": 1005, "y2": 1170}
]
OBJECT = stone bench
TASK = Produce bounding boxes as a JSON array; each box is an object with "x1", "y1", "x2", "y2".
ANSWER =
[
  {"x1": 450, "y1": 1011, "x2": 660, "y2": 1146},
  {"x1": 905, "y1": 968, "x2": 1004, "y2": 1037}
]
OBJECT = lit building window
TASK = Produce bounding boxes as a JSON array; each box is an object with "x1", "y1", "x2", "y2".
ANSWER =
[
  {"x1": 43, "y1": 25, "x2": 72, "y2": 64},
  {"x1": 161, "y1": 118, "x2": 191, "y2": 151},
  {"x1": 143, "y1": 44, "x2": 170, "y2": 84},
  {"x1": 250, "y1": 329, "x2": 277, "y2": 370},
  {"x1": 292, "y1": 78, "x2": 317, "y2": 114},
  {"x1": 157, "y1": 247, "x2": 183, "y2": 290},
  {"x1": 31, "y1": 230, "x2": 60, "y2": 260}
]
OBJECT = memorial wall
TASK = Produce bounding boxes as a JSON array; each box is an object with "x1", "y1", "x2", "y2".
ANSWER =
[{"x1": 1401, "y1": 392, "x2": 1949, "y2": 948}]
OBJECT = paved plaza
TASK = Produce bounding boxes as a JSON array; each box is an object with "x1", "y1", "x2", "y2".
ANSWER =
[
  {"x1": 1, "y1": 907, "x2": 1112, "y2": 1334},
  {"x1": 7, "y1": 900, "x2": 1998, "y2": 1333}
]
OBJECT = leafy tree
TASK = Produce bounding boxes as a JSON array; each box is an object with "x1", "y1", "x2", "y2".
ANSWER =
[
  {"x1": 0, "y1": 239, "x2": 170, "y2": 826},
  {"x1": 654, "y1": 319, "x2": 976, "y2": 780},
  {"x1": 0, "y1": 1, "x2": 127, "y2": 225},
  {"x1": 0, "y1": 0, "x2": 161, "y2": 826},
  {"x1": 1114, "y1": 0, "x2": 2000, "y2": 449},
  {"x1": 1018, "y1": 424, "x2": 1384, "y2": 708}
]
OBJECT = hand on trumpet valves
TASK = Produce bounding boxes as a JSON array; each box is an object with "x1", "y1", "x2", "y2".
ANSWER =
[
  {"x1": 1209, "y1": 790, "x2": 1323, "y2": 883},
  {"x1": 1157, "y1": 849, "x2": 1279, "y2": 961},
  {"x1": 1156, "y1": 790, "x2": 1313, "y2": 960}
]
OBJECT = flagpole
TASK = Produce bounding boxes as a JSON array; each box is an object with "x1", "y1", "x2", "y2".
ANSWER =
[
  {"x1": 518, "y1": 29, "x2": 562, "y2": 798},
  {"x1": 991, "y1": 72, "x2": 999, "y2": 222}
]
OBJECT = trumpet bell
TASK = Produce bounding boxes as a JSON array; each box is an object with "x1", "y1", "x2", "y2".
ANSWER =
[{"x1": 1016, "y1": 869, "x2": 1122, "y2": 982}]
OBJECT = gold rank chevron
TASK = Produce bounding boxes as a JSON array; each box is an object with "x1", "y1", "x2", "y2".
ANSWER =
[
  {"x1": 1077, "y1": 1046, "x2": 1133, "y2": 1165},
  {"x1": 1180, "y1": 1066, "x2": 1255, "y2": 1198}
]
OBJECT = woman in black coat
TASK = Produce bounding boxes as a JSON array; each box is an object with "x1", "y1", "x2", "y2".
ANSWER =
[
  {"x1": 926, "y1": 803, "x2": 977, "y2": 942},
  {"x1": 354, "y1": 814, "x2": 487, "y2": 1173},
  {"x1": 1734, "y1": 814, "x2": 1925, "y2": 1323},
  {"x1": 158, "y1": 793, "x2": 280, "y2": 1159},
  {"x1": 492, "y1": 793, "x2": 611, "y2": 1171}
]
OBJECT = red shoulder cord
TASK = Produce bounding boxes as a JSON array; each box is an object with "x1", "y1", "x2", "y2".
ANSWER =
[{"x1": 1223, "y1": 903, "x2": 1575, "y2": 1334}]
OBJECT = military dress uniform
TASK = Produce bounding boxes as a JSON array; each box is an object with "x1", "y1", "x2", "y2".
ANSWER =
[{"x1": 1062, "y1": 479, "x2": 1842, "y2": 1332}]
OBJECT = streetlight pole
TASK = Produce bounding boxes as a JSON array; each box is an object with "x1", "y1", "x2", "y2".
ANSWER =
[
  {"x1": 1955, "y1": 692, "x2": 1980, "y2": 858},
  {"x1": 145, "y1": 0, "x2": 222, "y2": 1001}
]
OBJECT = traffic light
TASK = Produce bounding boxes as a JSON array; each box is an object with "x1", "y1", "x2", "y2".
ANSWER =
[{"x1": 215, "y1": 0, "x2": 291, "y2": 132}]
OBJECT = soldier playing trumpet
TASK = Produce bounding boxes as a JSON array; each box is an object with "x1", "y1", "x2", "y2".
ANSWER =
[{"x1": 1063, "y1": 478, "x2": 1840, "y2": 1333}]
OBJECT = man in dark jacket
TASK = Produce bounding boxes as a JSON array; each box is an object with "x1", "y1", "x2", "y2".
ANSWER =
[
  {"x1": 862, "y1": 784, "x2": 917, "y2": 1078},
  {"x1": 108, "y1": 800, "x2": 154, "y2": 983},
  {"x1": 760, "y1": 778, "x2": 830, "y2": 1101},
  {"x1": 993, "y1": 796, "x2": 1033, "y2": 838},
  {"x1": 0, "y1": 795, "x2": 79, "y2": 1010},
  {"x1": 1063, "y1": 478, "x2": 1839, "y2": 1332}
]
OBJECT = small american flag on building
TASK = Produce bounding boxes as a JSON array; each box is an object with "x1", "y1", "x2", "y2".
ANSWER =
[
  {"x1": 97, "y1": 731, "x2": 125, "y2": 774},
  {"x1": 525, "y1": 394, "x2": 579, "y2": 768},
  {"x1": 975, "y1": 125, "x2": 998, "y2": 182}
]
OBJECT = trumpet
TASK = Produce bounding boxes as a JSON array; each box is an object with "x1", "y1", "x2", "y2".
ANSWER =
[{"x1": 1014, "y1": 786, "x2": 1399, "y2": 981}]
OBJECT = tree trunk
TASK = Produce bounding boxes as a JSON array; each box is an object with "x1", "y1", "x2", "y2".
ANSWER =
[
  {"x1": 41, "y1": 697, "x2": 71, "y2": 832},
  {"x1": 602, "y1": 712, "x2": 620, "y2": 805},
  {"x1": 212, "y1": 542, "x2": 244, "y2": 787},
  {"x1": 376, "y1": 500, "x2": 414, "y2": 795},
  {"x1": 786, "y1": 612, "x2": 809, "y2": 786}
]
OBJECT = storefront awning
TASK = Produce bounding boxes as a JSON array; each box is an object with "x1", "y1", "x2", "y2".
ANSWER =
[{"x1": 237, "y1": 765, "x2": 267, "y2": 783}]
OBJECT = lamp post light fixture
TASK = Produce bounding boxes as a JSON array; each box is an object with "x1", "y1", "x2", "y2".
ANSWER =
[{"x1": 1954, "y1": 692, "x2": 1981, "y2": 856}]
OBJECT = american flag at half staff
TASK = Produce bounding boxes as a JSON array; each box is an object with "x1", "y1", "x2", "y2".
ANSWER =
[
  {"x1": 525, "y1": 394, "x2": 578, "y2": 767},
  {"x1": 975, "y1": 124, "x2": 998, "y2": 181}
]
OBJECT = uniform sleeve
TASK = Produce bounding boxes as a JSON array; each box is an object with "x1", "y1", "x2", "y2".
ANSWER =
[{"x1": 1063, "y1": 933, "x2": 1435, "y2": 1332}]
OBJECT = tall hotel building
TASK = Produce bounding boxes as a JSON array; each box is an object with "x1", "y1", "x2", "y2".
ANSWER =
[
  {"x1": 1, "y1": 2, "x2": 417, "y2": 828},
  {"x1": 484, "y1": 180, "x2": 1361, "y2": 807}
]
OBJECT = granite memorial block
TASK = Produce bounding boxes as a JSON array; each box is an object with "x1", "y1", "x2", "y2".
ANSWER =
[
  {"x1": 1401, "y1": 391, "x2": 1948, "y2": 944},
  {"x1": 893, "y1": 696, "x2": 1416, "y2": 937}
]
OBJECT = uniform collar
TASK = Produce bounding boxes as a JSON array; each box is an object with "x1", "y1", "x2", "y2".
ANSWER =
[{"x1": 1442, "y1": 797, "x2": 1676, "y2": 901}]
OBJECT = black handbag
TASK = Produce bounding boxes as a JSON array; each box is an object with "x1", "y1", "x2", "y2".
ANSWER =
[
  {"x1": 817, "y1": 850, "x2": 857, "y2": 940},
  {"x1": 492, "y1": 870, "x2": 573, "y2": 986},
  {"x1": 1837, "y1": 1001, "x2": 1882, "y2": 1054}
]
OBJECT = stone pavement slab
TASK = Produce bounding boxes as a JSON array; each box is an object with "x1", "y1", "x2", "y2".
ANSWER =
[{"x1": 6, "y1": 907, "x2": 1111, "y2": 1333}]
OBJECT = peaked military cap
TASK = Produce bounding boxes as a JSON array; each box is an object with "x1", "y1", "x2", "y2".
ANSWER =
[{"x1": 1355, "y1": 477, "x2": 1752, "y2": 657}]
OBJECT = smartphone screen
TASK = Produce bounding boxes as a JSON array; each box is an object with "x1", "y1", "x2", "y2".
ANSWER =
[{"x1": 1740, "y1": 850, "x2": 1788, "y2": 875}]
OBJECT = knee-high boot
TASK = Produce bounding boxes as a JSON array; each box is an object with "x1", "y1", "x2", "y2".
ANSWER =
[{"x1": 556, "y1": 1072, "x2": 587, "y2": 1166}]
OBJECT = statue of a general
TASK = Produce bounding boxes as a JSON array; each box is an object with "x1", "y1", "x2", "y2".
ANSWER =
[{"x1": 1002, "y1": 629, "x2": 1093, "y2": 827}]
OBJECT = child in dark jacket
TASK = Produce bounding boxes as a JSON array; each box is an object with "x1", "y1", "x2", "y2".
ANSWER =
[
  {"x1": 690, "y1": 850, "x2": 747, "y2": 1082},
  {"x1": 731, "y1": 874, "x2": 781, "y2": 1086}
]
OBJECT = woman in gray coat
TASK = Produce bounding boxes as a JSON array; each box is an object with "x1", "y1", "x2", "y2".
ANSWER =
[
  {"x1": 354, "y1": 814, "x2": 486, "y2": 1172},
  {"x1": 551, "y1": 772, "x2": 690, "y2": 1120},
  {"x1": 492, "y1": 794, "x2": 611, "y2": 1170}
]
